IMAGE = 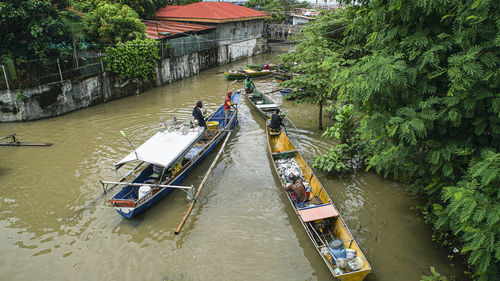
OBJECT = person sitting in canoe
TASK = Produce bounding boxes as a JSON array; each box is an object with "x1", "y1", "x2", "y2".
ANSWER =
[
  {"x1": 270, "y1": 108, "x2": 284, "y2": 132},
  {"x1": 263, "y1": 61, "x2": 271, "y2": 71},
  {"x1": 244, "y1": 76, "x2": 256, "y2": 94},
  {"x1": 282, "y1": 176, "x2": 308, "y2": 203},
  {"x1": 224, "y1": 91, "x2": 237, "y2": 125},
  {"x1": 192, "y1": 101, "x2": 207, "y2": 129}
]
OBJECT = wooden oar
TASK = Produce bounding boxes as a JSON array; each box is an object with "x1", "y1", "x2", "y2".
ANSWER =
[
  {"x1": 285, "y1": 117, "x2": 301, "y2": 136},
  {"x1": 175, "y1": 130, "x2": 232, "y2": 235},
  {"x1": 262, "y1": 89, "x2": 282, "y2": 95}
]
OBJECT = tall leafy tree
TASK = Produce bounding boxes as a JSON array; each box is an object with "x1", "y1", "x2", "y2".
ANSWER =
[
  {"x1": 303, "y1": 0, "x2": 500, "y2": 278},
  {"x1": 245, "y1": 0, "x2": 309, "y2": 23},
  {"x1": 84, "y1": 2, "x2": 146, "y2": 48},
  {"x1": 279, "y1": 10, "x2": 359, "y2": 129},
  {"x1": 0, "y1": 0, "x2": 71, "y2": 60}
]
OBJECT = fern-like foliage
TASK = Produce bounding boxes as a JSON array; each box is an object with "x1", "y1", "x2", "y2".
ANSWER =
[{"x1": 294, "y1": 0, "x2": 500, "y2": 278}]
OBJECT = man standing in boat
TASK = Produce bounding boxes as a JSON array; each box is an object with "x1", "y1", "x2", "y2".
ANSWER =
[
  {"x1": 270, "y1": 108, "x2": 284, "y2": 132},
  {"x1": 224, "y1": 91, "x2": 237, "y2": 126},
  {"x1": 244, "y1": 76, "x2": 255, "y2": 94},
  {"x1": 193, "y1": 101, "x2": 207, "y2": 129}
]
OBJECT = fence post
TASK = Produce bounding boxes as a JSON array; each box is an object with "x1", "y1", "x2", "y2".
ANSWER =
[
  {"x1": 1, "y1": 65, "x2": 10, "y2": 92},
  {"x1": 99, "y1": 51, "x2": 105, "y2": 73},
  {"x1": 57, "y1": 59, "x2": 64, "y2": 83}
]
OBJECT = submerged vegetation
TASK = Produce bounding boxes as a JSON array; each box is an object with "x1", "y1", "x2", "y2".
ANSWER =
[{"x1": 280, "y1": 0, "x2": 500, "y2": 279}]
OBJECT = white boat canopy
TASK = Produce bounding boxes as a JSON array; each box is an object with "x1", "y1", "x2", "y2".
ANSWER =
[{"x1": 115, "y1": 127, "x2": 204, "y2": 169}]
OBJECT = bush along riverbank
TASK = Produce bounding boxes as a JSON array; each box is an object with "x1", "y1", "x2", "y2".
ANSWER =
[{"x1": 279, "y1": 1, "x2": 500, "y2": 279}]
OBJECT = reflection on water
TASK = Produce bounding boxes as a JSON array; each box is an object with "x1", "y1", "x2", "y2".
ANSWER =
[{"x1": 0, "y1": 46, "x2": 465, "y2": 280}]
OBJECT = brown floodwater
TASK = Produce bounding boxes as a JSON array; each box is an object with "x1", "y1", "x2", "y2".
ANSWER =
[{"x1": 0, "y1": 46, "x2": 466, "y2": 280}]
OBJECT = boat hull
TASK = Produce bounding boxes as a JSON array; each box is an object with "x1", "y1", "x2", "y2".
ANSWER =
[
  {"x1": 114, "y1": 128, "x2": 232, "y2": 218},
  {"x1": 244, "y1": 89, "x2": 278, "y2": 120},
  {"x1": 111, "y1": 92, "x2": 241, "y2": 218},
  {"x1": 266, "y1": 128, "x2": 371, "y2": 280},
  {"x1": 224, "y1": 69, "x2": 272, "y2": 80}
]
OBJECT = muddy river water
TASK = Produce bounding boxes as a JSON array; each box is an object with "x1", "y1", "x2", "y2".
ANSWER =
[{"x1": 0, "y1": 46, "x2": 465, "y2": 280}]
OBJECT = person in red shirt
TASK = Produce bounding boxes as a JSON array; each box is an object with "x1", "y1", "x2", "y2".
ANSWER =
[
  {"x1": 224, "y1": 91, "x2": 237, "y2": 126},
  {"x1": 263, "y1": 61, "x2": 271, "y2": 71}
]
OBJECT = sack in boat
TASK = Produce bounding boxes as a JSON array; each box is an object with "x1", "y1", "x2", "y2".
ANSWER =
[{"x1": 348, "y1": 256, "x2": 364, "y2": 271}]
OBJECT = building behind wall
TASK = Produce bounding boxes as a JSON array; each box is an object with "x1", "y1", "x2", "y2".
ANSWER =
[
  {"x1": 156, "y1": 2, "x2": 269, "y2": 47},
  {"x1": 143, "y1": 20, "x2": 217, "y2": 58}
]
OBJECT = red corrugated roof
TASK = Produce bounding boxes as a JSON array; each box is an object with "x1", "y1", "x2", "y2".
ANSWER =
[
  {"x1": 144, "y1": 20, "x2": 215, "y2": 40},
  {"x1": 156, "y1": 2, "x2": 268, "y2": 22}
]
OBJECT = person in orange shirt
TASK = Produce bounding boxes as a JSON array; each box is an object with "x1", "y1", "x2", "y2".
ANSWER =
[{"x1": 224, "y1": 91, "x2": 237, "y2": 126}]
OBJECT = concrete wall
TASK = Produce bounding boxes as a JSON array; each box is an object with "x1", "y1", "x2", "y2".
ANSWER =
[
  {"x1": 0, "y1": 38, "x2": 267, "y2": 122},
  {"x1": 216, "y1": 19, "x2": 264, "y2": 46}
]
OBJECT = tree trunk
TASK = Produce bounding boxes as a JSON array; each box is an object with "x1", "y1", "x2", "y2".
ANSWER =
[{"x1": 318, "y1": 102, "x2": 323, "y2": 130}]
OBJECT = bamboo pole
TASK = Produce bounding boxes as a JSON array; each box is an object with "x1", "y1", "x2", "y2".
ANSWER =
[
  {"x1": 99, "y1": 180, "x2": 193, "y2": 190},
  {"x1": 174, "y1": 131, "x2": 232, "y2": 235}
]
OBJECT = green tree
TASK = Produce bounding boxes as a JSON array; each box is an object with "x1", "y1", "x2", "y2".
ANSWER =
[
  {"x1": 0, "y1": 0, "x2": 71, "y2": 60},
  {"x1": 106, "y1": 0, "x2": 170, "y2": 19},
  {"x1": 104, "y1": 38, "x2": 159, "y2": 81},
  {"x1": 308, "y1": 0, "x2": 500, "y2": 278},
  {"x1": 279, "y1": 10, "x2": 357, "y2": 129},
  {"x1": 245, "y1": 0, "x2": 309, "y2": 23},
  {"x1": 84, "y1": 3, "x2": 146, "y2": 47}
]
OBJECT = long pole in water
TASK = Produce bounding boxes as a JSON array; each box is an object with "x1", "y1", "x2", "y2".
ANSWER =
[
  {"x1": 120, "y1": 130, "x2": 139, "y2": 160},
  {"x1": 175, "y1": 130, "x2": 232, "y2": 235},
  {"x1": 285, "y1": 117, "x2": 301, "y2": 136}
]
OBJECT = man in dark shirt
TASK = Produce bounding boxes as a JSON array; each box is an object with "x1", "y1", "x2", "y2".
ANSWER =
[
  {"x1": 282, "y1": 178, "x2": 307, "y2": 203},
  {"x1": 270, "y1": 108, "x2": 284, "y2": 132},
  {"x1": 192, "y1": 101, "x2": 206, "y2": 129}
]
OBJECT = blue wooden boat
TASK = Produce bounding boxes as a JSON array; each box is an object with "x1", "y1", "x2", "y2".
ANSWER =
[
  {"x1": 280, "y1": 88, "x2": 292, "y2": 97},
  {"x1": 104, "y1": 91, "x2": 241, "y2": 219}
]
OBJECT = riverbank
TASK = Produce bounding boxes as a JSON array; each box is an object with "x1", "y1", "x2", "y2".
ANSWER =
[{"x1": 0, "y1": 38, "x2": 267, "y2": 122}]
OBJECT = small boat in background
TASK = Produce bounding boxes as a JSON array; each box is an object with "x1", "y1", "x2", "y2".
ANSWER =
[
  {"x1": 280, "y1": 88, "x2": 293, "y2": 97},
  {"x1": 103, "y1": 92, "x2": 241, "y2": 219},
  {"x1": 244, "y1": 88, "x2": 280, "y2": 120},
  {"x1": 274, "y1": 72, "x2": 294, "y2": 81},
  {"x1": 266, "y1": 126, "x2": 371, "y2": 280},
  {"x1": 224, "y1": 68, "x2": 272, "y2": 80},
  {"x1": 246, "y1": 63, "x2": 280, "y2": 70},
  {"x1": 0, "y1": 134, "x2": 52, "y2": 147}
]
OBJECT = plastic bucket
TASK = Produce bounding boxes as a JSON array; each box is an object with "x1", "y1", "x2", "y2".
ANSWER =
[
  {"x1": 207, "y1": 121, "x2": 219, "y2": 130},
  {"x1": 138, "y1": 185, "x2": 151, "y2": 200}
]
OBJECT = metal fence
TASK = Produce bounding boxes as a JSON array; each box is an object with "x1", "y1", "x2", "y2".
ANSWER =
[
  {"x1": 168, "y1": 33, "x2": 217, "y2": 57},
  {"x1": 0, "y1": 34, "x2": 218, "y2": 91},
  {"x1": 0, "y1": 55, "x2": 105, "y2": 91},
  {"x1": 265, "y1": 24, "x2": 302, "y2": 40}
]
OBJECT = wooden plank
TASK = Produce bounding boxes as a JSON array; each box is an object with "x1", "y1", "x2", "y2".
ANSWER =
[{"x1": 298, "y1": 204, "x2": 339, "y2": 222}]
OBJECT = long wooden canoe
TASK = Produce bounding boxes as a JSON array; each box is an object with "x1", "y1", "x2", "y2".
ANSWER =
[
  {"x1": 246, "y1": 63, "x2": 278, "y2": 70},
  {"x1": 273, "y1": 71, "x2": 295, "y2": 81},
  {"x1": 243, "y1": 88, "x2": 280, "y2": 120},
  {"x1": 224, "y1": 68, "x2": 273, "y2": 80},
  {"x1": 0, "y1": 134, "x2": 52, "y2": 146},
  {"x1": 266, "y1": 126, "x2": 371, "y2": 280}
]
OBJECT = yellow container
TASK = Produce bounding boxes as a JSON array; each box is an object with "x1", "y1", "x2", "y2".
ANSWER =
[{"x1": 207, "y1": 121, "x2": 219, "y2": 130}]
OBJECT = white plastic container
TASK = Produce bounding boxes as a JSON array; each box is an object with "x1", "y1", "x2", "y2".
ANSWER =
[
  {"x1": 346, "y1": 249, "x2": 357, "y2": 259},
  {"x1": 138, "y1": 185, "x2": 152, "y2": 200}
]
